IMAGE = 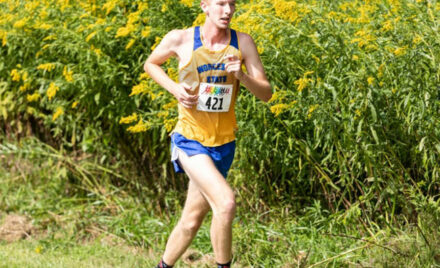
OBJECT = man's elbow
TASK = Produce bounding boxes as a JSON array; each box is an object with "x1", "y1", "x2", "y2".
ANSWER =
[
  {"x1": 143, "y1": 61, "x2": 154, "y2": 76},
  {"x1": 260, "y1": 85, "x2": 272, "y2": 103}
]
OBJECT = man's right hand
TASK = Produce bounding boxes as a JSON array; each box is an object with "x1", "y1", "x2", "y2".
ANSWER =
[{"x1": 173, "y1": 83, "x2": 198, "y2": 109}]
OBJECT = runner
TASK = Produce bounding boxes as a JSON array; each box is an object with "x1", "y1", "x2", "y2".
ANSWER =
[{"x1": 144, "y1": 0, "x2": 271, "y2": 267}]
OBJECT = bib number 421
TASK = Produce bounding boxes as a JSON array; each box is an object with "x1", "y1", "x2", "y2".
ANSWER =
[{"x1": 205, "y1": 97, "x2": 224, "y2": 111}]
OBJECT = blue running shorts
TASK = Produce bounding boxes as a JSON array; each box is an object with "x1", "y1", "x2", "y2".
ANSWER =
[{"x1": 170, "y1": 132, "x2": 236, "y2": 179}]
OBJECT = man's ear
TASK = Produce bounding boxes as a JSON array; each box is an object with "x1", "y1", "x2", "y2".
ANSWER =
[{"x1": 200, "y1": 0, "x2": 209, "y2": 15}]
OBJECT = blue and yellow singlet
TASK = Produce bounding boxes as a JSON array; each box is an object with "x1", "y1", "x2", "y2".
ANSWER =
[{"x1": 172, "y1": 26, "x2": 242, "y2": 147}]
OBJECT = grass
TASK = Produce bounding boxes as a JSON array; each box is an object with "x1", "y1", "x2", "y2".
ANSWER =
[{"x1": 0, "y1": 137, "x2": 439, "y2": 267}]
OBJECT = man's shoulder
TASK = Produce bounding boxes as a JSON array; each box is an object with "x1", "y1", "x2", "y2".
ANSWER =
[
  {"x1": 163, "y1": 28, "x2": 194, "y2": 46},
  {"x1": 235, "y1": 31, "x2": 255, "y2": 46}
]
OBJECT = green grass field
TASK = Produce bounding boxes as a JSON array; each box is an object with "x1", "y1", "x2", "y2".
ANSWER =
[{"x1": 1, "y1": 137, "x2": 439, "y2": 267}]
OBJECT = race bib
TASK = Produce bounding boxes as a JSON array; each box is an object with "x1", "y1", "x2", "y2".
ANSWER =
[{"x1": 197, "y1": 83, "x2": 233, "y2": 112}]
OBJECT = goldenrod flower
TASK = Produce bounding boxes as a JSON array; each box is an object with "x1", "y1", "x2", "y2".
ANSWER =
[
  {"x1": 19, "y1": 83, "x2": 31, "y2": 92},
  {"x1": 90, "y1": 45, "x2": 102, "y2": 56},
  {"x1": 37, "y1": 63, "x2": 56, "y2": 72},
  {"x1": 115, "y1": 25, "x2": 134, "y2": 38},
  {"x1": 167, "y1": 68, "x2": 178, "y2": 82},
  {"x1": 367, "y1": 77, "x2": 375, "y2": 85},
  {"x1": 138, "y1": 2, "x2": 149, "y2": 12},
  {"x1": 10, "y1": 69, "x2": 20, "y2": 81},
  {"x1": 352, "y1": 55, "x2": 359, "y2": 61},
  {"x1": 63, "y1": 66, "x2": 73, "y2": 82},
  {"x1": 161, "y1": 4, "x2": 168, "y2": 12},
  {"x1": 119, "y1": 113, "x2": 138, "y2": 124},
  {"x1": 294, "y1": 77, "x2": 311, "y2": 92},
  {"x1": 27, "y1": 93, "x2": 40, "y2": 102},
  {"x1": 72, "y1": 101, "x2": 78, "y2": 108},
  {"x1": 127, "y1": 119, "x2": 149, "y2": 133},
  {"x1": 270, "y1": 103, "x2": 289, "y2": 116},
  {"x1": 413, "y1": 35, "x2": 422, "y2": 45},
  {"x1": 46, "y1": 82, "x2": 59, "y2": 100},
  {"x1": 139, "y1": 73, "x2": 150, "y2": 80},
  {"x1": 102, "y1": 0, "x2": 117, "y2": 15},
  {"x1": 86, "y1": 31, "x2": 97, "y2": 42},
  {"x1": 394, "y1": 46, "x2": 407, "y2": 56},
  {"x1": 180, "y1": 0, "x2": 193, "y2": 7},
  {"x1": 193, "y1": 13, "x2": 206, "y2": 26},
  {"x1": 151, "y1": 36, "x2": 162, "y2": 51},
  {"x1": 13, "y1": 18, "x2": 28, "y2": 29},
  {"x1": 130, "y1": 82, "x2": 149, "y2": 96},
  {"x1": 52, "y1": 107, "x2": 64, "y2": 121},
  {"x1": 164, "y1": 118, "x2": 177, "y2": 132},
  {"x1": 125, "y1": 38, "x2": 136, "y2": 50},
  {"x1": 307, "y1": 104, "x2": 319, "y2": 119},
  {"x1": 141, "y1": 26, "x2": 151, "y2": 38}
]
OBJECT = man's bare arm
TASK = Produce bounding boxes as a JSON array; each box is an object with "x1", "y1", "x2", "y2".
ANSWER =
[
  {"x1": 143, "y1": 30, "x2": 198, "y2": 108},
  {"x1": 225, "y1": 33, "x2": 272, "y2": 102}
]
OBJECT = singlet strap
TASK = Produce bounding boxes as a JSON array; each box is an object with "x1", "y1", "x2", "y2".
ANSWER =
[
  {"x1": 230, "y1": 29, "x2": 239, "y2": 50},
  {"x1": 194, "y1": 26, "x2": 203, "y2": 51}
]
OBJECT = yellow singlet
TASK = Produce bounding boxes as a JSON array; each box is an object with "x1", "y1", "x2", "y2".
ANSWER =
[{"x1": 172, "y1": 26, "x2": 242, "y2": 146}]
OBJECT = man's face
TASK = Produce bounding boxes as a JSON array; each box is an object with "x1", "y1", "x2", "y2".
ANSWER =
[{"x1": 201, "y1": 0, "x2": 236, "y2": 29}]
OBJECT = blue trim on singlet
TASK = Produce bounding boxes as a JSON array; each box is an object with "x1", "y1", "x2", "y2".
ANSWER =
[
  {"x1": 193, "y1": 26, "x2": 239, "y2": 51},
  {"x1": 194, "y1": 26, "x2": 203, "y2": 50},
  {"x1": 230, "y1": 29, "x2": 239, "y2": 50}
]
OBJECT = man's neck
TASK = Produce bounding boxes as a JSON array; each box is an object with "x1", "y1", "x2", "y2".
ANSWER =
[{"x1": 201, "y1": 22, "x2": 229, "y2": 46}]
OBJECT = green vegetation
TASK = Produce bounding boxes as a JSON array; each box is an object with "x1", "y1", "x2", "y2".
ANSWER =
[
  {"x1": 1, "y1": 137, "x2": 439, "y2": 267},
  {"x1": 1, "y1": 0, "x2": 440, "y2": 266}
]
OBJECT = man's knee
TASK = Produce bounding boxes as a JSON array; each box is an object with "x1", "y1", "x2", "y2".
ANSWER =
[
  {"x1": 180, "y1": 218, "x2": 203, "y2": 236},
  {"x1": 217, "y1": 196, "x2": 236, "y2": 220}
]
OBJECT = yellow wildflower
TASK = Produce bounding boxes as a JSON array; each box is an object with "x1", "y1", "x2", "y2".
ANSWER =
[
  {"x1": 13, "y1": 18, "x2": 28, "y2": 29},
  {"x1": 72, "y1": 101, "x2": 78, "y2": 108},
  {"x1": 270, "y1": 103, "x2": 289, "y2": 116},
  {"x1": 167, "y1": 68, "x2": 178, "y2": 81},
  {"x1": 139, "y1": 73, "x2": 150, "y2": 80},
  {"x1": 381, "y1": 19, "x2": 393, "y2": 32},
  {"x1": 90, "y1": 45, "x2": 102, "y2": 56},
  {"x1": 63, "y1": 66, "x2": 73, "y2": 82},
  {"x1": 161, "y1": 4, "x2": 168, "y2": 12},
  {"x1": 352, "y1": 55, "x2": 359, "y2": 61},
  {"x1": 163, "y1": 100, "x2": 178, "y2": 110},
  {"x1": 115, "y1": 26, "x2": 133, "y2": 38},
  {"x1": 27, "y1": 93, "x2": 40, "y2": 102},
  {"x1": 130, "y1": 82, "x2": 149, "y2": 96},
  {"x1": 127, "y1": 119, "x2": 149, "y2": 133},
  {"x1": 180, "y1": 0, "x2": 193, "y2": 7},
  {"x1": 10, "y1": 69, "x2": 20, "y2": 81},
  {"x1": 138, "y1": 2, "x2": 149, "y2": 12},
  {"x1": 394, "y1": 46, "x2": 407, "y2": 56},
  {"x1": 19, "y1": 83, "x2": 31, "y2": 92},
  {"x1": 413, "y1": 35, "x2": 422, "y2": 45},
  {"x1": 102, "y1": 0, "x2": 117, "y2": 15},
  {"x1": 43, "y1": 35, "x2": 57, "y2": 41},
  {"x1": 86, "y1": 31, "x2": 97, "y2": 42},
  {"x1": 52, "y1": 107, "x2": 64, "y2": 121},
  {"x1": 294, "y1": 77, "x2": 311, "y2": 92},
  {"x1": 193, "y1": 13, "x2": 206, "y2": 26},
  {"x1": 125, "y1": 38, "x2": 136, "y2": 50},
  {"x1": 307, "y1": 104, "x2": 319, "y2": 119},
  {"x1": 367, "y1": 76, "x2": 375, "y2": 85},
  {"x1": 46, "y1": 82, "x2": 59, "y2": 100},
  {"x1": 151, "y1": 36, "x2": 162, "y2": 51},
  {"x1": 37, "y1": 63, "x2": 56, "y2": 72},
  {"x1": 141, "y1": 26, "x2": 151, "y2": 38},
  {"x1": 164, "y1": 118, "x2": 177, "y2": 132},
  {"x1": 119, "y1": 113, "x2": 138, "y2": 124}
]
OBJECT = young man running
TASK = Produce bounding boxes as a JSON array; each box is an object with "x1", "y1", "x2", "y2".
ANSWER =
[{"x1": 144, "y1": 0, "x2": 271, "y2": 267}]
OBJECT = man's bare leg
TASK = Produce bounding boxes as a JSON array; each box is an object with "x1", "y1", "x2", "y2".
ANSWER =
[
  {"x1": 162, "y1": 180, "x2": 211, "y2": 265},
  {"x1": 177, "y1": 152, "x2": 236, "y2": 264}
]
